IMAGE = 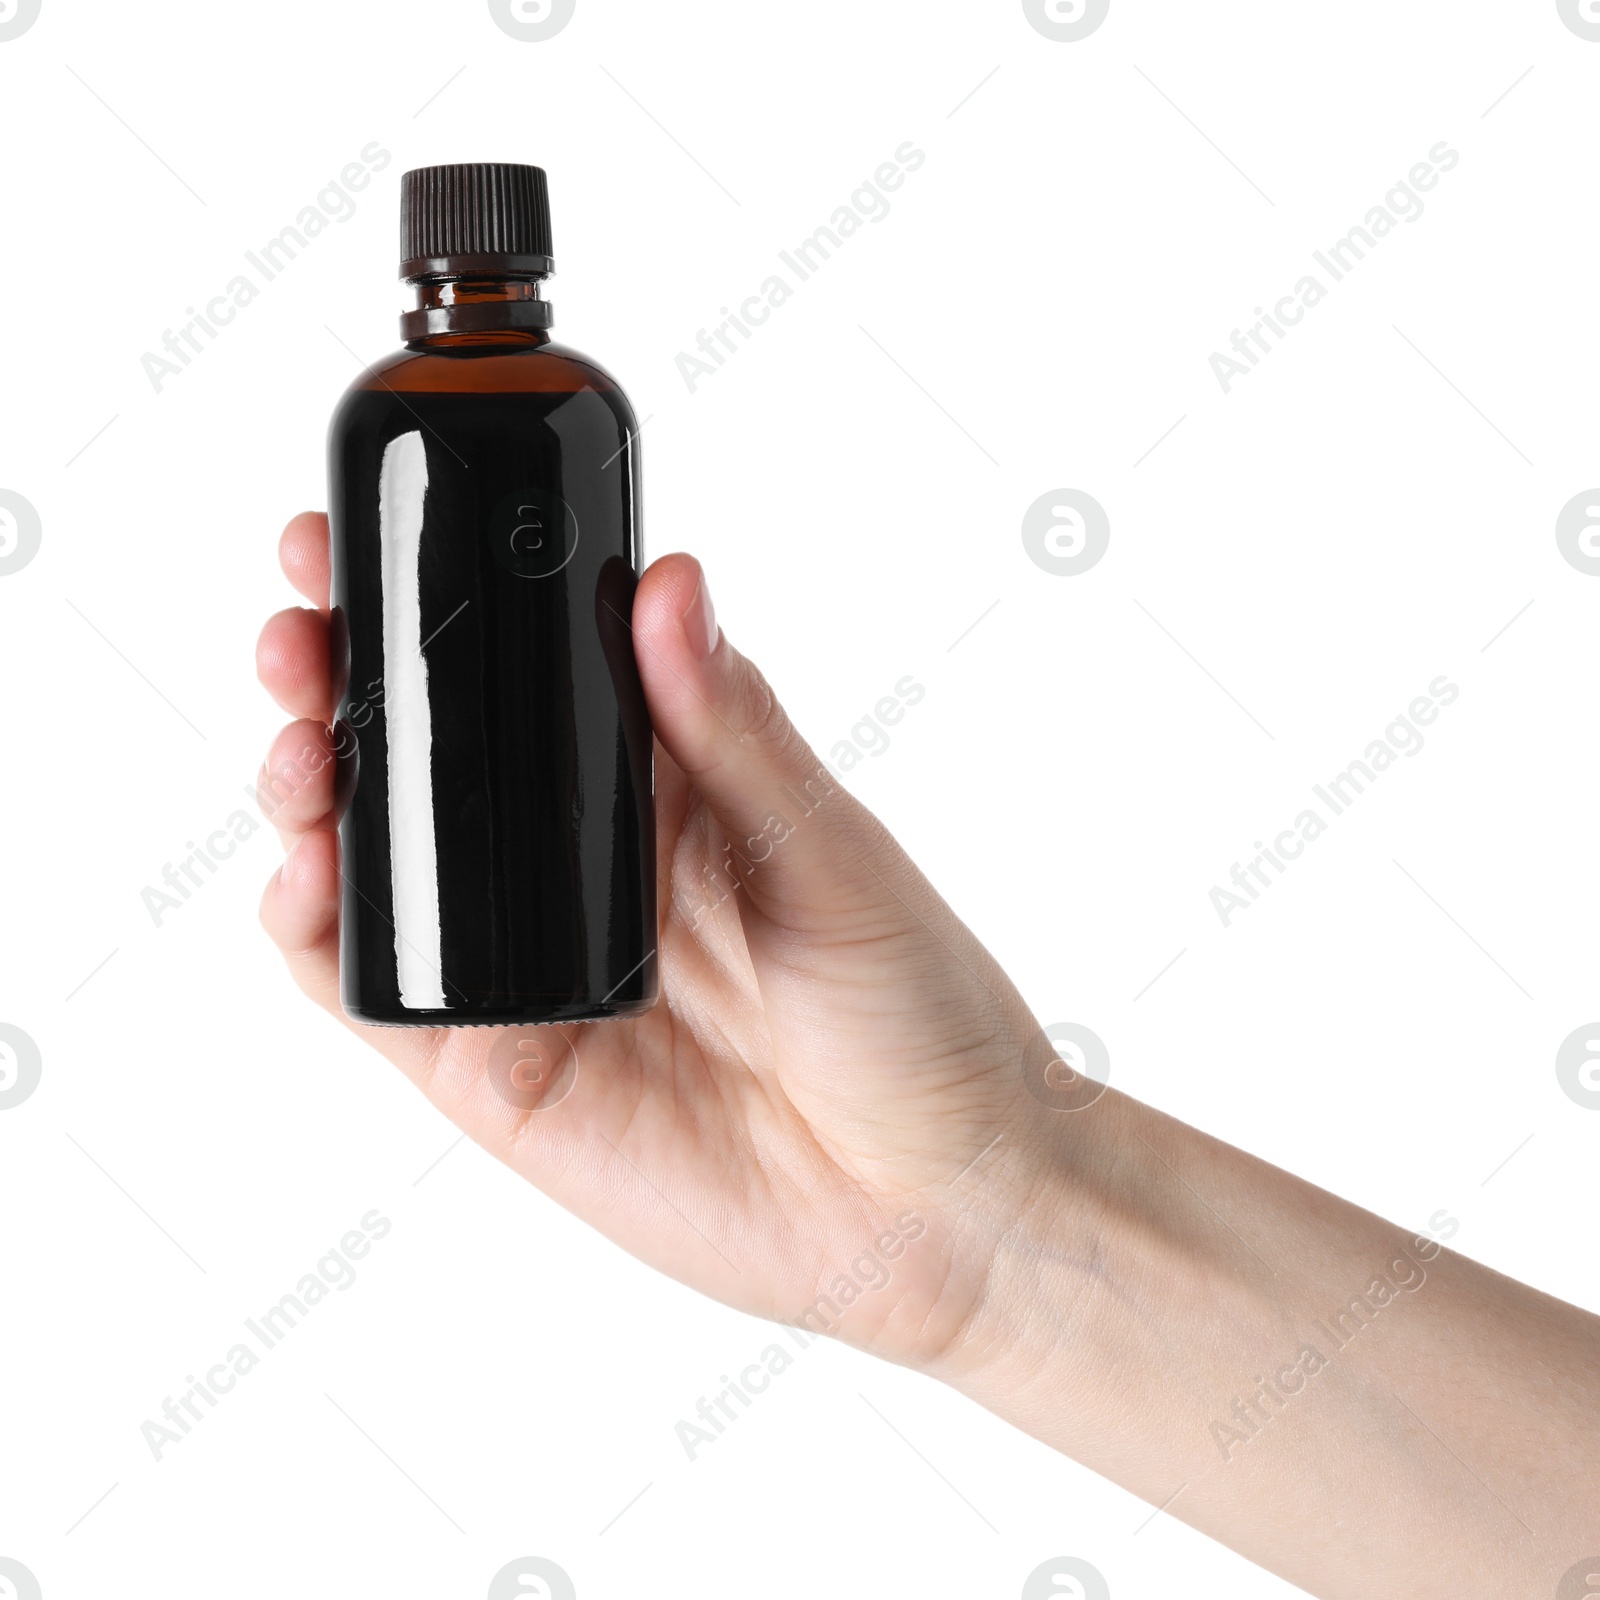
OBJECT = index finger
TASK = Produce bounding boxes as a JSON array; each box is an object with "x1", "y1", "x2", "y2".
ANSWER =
[{"x1": 280, "y1": 511, "x2": 331, "y2": 610}]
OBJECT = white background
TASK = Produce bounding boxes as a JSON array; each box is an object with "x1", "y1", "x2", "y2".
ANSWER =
[{"x1": 1, "y1": 2, "x2": 1596, "y2": 1596}]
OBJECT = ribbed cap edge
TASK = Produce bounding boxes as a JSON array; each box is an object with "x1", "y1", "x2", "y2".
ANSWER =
[{"x1": 400, "y1": 163, "x2": 553, "y2": 276}]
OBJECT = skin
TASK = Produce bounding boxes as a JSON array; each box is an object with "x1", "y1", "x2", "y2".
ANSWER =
[{"x1": 258, "y1": 512, "x2": 1600, "y2": 1598}]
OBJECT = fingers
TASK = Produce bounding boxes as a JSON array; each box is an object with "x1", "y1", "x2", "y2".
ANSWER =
[
  {"x1": 280, "y1": 512, "x2": 331, "y2": 608},
  {"x1": 257, "y1": 606, "x2": 333, "y2": 719},
  {"x1": 632, "y1": 554, "x2": 903, "y2": 934},
  {"x1": 257, "y1": 720, "x2": 341, "y2": 841},
  {"x1": 258, "y1": 827, "x2": 343, "y2": 1018},
  {"x1": 260, "y1": 513, "x2": 336, "y2": 719}
]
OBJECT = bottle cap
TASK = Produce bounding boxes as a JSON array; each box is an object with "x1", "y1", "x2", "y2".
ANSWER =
[{"x1": 399, "y1": 163, "x2": 554, "y2": 280}]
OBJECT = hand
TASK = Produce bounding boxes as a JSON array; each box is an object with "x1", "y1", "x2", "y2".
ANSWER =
[
  {"x1": 256, "y1": 511, "x2": 1062, "y2": 1370},
  {"x1": 257, "y1": 512, "x2": 1600, "y2": 1598}
]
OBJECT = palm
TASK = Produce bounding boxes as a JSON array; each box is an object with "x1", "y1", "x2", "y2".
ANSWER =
[{"x1": 373, "y1": 750, "x2": 997, "y2": 1342}]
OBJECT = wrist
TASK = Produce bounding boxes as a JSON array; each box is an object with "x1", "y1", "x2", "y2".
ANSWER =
[
  {"x1": 914, "y1": 1088, "x2": 1157, "y2": 1385},
  {"x1": 920, "y1": 1089, "x2": 1454, "y2": 1506},
  {"x1": 917, "y1": 1091, "x2": 1271, "y2": 1469}
]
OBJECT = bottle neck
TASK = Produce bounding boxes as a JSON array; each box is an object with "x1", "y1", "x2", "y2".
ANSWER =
[{"x1": 399, "y1": 275, "x2": 554, "y2": 344}]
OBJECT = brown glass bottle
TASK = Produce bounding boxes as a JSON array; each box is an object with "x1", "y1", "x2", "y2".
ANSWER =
[{"x1": 327, "y1": 164, "x2": 656, "y2": 1026}]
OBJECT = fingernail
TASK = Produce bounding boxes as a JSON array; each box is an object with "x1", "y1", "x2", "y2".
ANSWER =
[{"x1": 685, "y1": 570, "x2": 719, "y2": 660}]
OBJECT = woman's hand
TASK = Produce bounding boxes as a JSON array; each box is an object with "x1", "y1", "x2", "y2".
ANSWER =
[
  {"x1": 256, "y1": 511, "x2": 1066, "y2": 1373},
  {"x1": 258, "y1": 511, "x2": 1600, "y2": 1598}
]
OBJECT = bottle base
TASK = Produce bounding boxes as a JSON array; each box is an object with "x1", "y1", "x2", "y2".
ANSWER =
[{"x1": 343, "y1": 993, "x2": 657, "y2": 1029}]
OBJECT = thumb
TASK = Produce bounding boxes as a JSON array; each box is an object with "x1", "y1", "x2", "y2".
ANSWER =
[{"x1": 631, "y1": 553, "x2": 900, "y2": 932}]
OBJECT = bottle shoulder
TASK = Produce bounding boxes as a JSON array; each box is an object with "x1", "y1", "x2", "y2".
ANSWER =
[
  {"x1": 327, "y1": 338, "x2": 638, "y2": 453},
  {"x1": 336, "y1": 338, "x2": 630, "y2": 401}
]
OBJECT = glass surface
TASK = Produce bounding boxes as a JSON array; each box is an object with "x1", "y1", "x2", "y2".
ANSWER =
[{"x1": 327, "y1": 342, "x2": 656, "y2": 1025}]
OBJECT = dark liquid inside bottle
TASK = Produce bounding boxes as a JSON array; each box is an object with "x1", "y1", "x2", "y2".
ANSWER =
[{"x1": 328, "y1": 344, "x2": 656, "y2": 1025}]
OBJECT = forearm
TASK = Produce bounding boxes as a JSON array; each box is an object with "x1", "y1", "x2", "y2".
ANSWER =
[{"x1": 935, "y1": 1091, "x2": 1600, "y2": 1598}]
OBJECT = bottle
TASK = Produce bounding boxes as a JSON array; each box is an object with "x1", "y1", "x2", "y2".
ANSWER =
[{"x1": 327, "y1": 162, "x2": 657, "y2": 1027}]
